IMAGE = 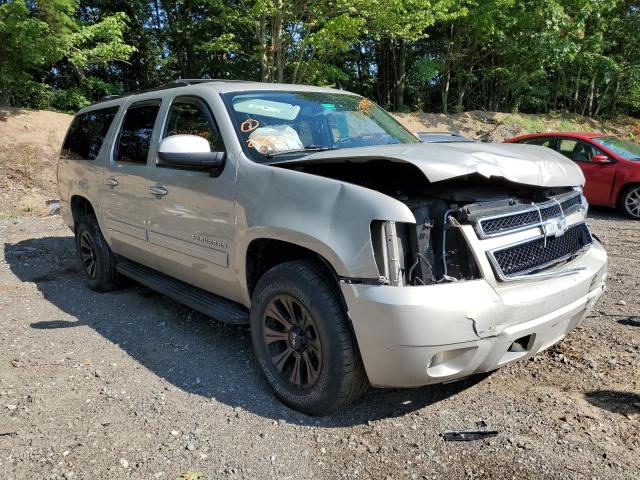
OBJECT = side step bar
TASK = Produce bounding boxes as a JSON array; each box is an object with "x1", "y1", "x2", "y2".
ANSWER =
[{"x1": 116, "y1": 258, "x2": 249, "y2": 325}]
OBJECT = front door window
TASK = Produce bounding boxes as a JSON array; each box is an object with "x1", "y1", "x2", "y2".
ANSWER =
[
  {"x1": 163, "y1": 98, "x2": 224, "y2": 153},
  {"x1": 558, "y1": 138, "x2": 599, "y2": 163}
]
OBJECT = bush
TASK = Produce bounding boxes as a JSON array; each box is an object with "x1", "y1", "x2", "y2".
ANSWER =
[{"x1": 51, "y1": 88, "x2": 91, "y2": 112}]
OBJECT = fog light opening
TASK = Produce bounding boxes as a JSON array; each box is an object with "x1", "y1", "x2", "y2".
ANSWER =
[
  {"x1": 508, "y1": 334, "x2": 533, "y2": 353},
  {"x1": 427, "y1": 346, "x2": 478, "y2": 378}
]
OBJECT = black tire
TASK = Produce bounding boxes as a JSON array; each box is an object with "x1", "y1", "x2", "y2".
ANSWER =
[
  {"x1": 619, "y1": 184, "x2": 640, "y2": 220},
  {"x1": 75, "y1": 214, "x2": 119, "y2": 291},
  {"x1": 250, "y1": 261, "x2": 368, "y2": 415}
]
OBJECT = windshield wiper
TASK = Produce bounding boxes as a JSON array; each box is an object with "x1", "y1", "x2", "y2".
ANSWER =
[{"x1": 266, "y1": 145, "x2": 338, "y2": 158}]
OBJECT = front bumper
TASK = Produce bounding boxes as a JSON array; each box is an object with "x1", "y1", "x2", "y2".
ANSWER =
[{"x1": 340, "y1": 240, "x2": 607, "y2": 388}]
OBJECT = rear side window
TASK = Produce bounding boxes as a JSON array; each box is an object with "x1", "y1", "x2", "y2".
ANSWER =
[
  {"x1": 115, "y1": 101, "x2": 161, "y2": 164},
  {"x1": 61, "y1": 107, "x2": 119, "y2": 160},
  {"x1": 522, "y1": 136, "x2": 553, "y2": 147}
]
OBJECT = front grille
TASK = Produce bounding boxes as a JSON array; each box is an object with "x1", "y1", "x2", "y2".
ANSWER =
[
  {"x1": 478, "y1": 192, "x2": 583, "y2": 237},
  {"x1": 489, "y1": 222, "x2": 592, "y2": 279}
]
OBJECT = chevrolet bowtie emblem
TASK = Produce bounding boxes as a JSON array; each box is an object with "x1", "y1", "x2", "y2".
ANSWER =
[{"x1": 542, "y1": 217, "x2": 567, "y2": 238}]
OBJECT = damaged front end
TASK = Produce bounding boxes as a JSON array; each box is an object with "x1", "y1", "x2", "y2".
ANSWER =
[
  {"x1": 273, "y1": 142, "x2": 593, "y2": 287},
  {"x1": 276, "y1": 156, "x2": 593, "y2": 286},
  {"x1": 370, "y1": 207, "x2": 480, "y2": 287},
  {"x1": 274, "y1": 152, "x2": 606, "y2": 388},
  {"x1": 368, "y1": 174, "x2": 589, "y2": 287}
]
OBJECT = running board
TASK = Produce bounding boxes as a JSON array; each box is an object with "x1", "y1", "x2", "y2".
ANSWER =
[{"x1": 116, "y1": 258, "x2": 249, "y2": 325}]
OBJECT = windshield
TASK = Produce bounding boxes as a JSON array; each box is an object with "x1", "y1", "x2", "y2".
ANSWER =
[
  {"x1": 592, "y1": 136, "x2": 640, "y2": 160},
  {"x1": 221, "y1": 90, "x2": 419, "y2": 162}
]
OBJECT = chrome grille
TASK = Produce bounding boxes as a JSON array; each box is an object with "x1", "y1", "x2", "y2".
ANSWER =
[
  {"x1": 488, "y1": 222, "x2": 592, "y2": 280},
  {"x1": 477, "y1": 192, "x2": 583, "y2": 238}
]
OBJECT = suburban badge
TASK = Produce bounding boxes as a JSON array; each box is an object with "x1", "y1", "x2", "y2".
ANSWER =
[{"x1": 192, "y1": 233, "x2": 227, "y2": 250}]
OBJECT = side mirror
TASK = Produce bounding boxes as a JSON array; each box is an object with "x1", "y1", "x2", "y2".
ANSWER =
[
  {"x1": 591, "y1": 154, "x2": 611, "y2": 164},
  {"x1": 158, "y1": 135, "x2": 225, "y2": 176}
]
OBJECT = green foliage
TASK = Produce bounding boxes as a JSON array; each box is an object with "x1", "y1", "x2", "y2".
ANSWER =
[
  {"x1": 0, "y1": 1, "x2": 57, "y2": 98},
  {"x1": 0, "y1": 0, "x2": 638, "y2": 119},
  {"x1": 68, "y1": 12, "x2": 136, "y2": 68},
  {"x1": 410, "y1": 58, "x2": 441, "y2": 83},
  {"x1": 300, "y1": 61, "x2": 349, "y2": 87},
  {"x1": 504, "y1": 112, "x2": 596, "y2": 134},
  {"x1": 0, "y1": 1, "x2": 134, "y2": 111},
  {"x1": 51, "y1": 88, "x2": 92, "y2": 111},
  {"x1": 503, "y1": 115, "x2": 549, "y2": 133}
]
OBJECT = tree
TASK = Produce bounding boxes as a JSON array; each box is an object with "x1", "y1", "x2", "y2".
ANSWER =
[
  {"x1": 0, "y1": 1, "x2": 63, "y2": 105},
  {"x1": 0, "y1": 0, "x2": 638, "y2": 118},
  {"x1": 0, "y1": 0, "x2": 135, "y2": 110}
]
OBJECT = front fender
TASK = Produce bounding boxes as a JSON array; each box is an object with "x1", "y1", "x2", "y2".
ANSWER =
[{"x1": 234, "y1": 158, "x2": 415, "y2": 286}]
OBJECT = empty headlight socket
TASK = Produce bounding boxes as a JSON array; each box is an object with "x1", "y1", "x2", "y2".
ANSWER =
[{"x1": 370, "y1": 220, "x2": 406, "y2": 286}]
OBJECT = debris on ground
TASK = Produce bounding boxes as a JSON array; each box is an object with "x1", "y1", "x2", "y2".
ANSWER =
[
  {"x1": 441, "y1": 428, "x2": 498, "y2": 442},
  {"x1": 45, "y1": 199, "x2": 60, "y2": 216}
]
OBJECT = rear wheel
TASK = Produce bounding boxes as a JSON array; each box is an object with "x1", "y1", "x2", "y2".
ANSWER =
[
  {"x1": 75, "y1": 215, "x2": 119, "y2": 291},
  {"x1": 620, "y1": 185, "x2": 640, "y2": 220},
  {"x1": 250, "y1": 261, "x2": 368, "y2": 415}
]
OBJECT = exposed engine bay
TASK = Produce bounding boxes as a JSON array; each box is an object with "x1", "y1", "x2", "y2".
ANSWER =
[{"x1": 276, "y1": 159, "x2": 581, "y2": 285}]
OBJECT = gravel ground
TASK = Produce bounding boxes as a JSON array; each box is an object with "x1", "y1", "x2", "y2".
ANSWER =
[{"x1": 0, "y1": 208, "x2": 638, "y2": 480}]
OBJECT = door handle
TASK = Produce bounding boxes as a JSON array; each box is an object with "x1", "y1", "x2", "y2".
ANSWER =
[
  {"x1": 105, "y1": 177, "x2": 119, "y2": 187},
  {"x1": 149, "y1": 183, "x2": 168, "y2": 196}
]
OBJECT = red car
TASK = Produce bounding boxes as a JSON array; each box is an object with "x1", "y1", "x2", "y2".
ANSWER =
[{"x1": 506, "y1": 132, "x2": 640, "y2": 219}]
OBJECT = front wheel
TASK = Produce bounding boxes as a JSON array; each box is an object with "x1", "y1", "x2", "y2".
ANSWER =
[
  {"x1": 250, "y1": 261, "x2": 368, "y2": 415},
  {"x1": 620, "y1": 185, "x2": 640, "y2": 220}
]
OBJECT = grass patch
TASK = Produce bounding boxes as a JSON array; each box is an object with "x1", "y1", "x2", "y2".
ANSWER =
[
  {"x1": 503, "y1": 115, "x2": 548, "y2": 132},
  {"x1": 503, "y1": 113, "x2": 597, "y2": 134}
]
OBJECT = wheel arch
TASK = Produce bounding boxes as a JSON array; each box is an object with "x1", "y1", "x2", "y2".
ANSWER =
[
  {"x1": 618, "y1": 182, "x2": 640, "y2": 217},
  {"x1": 245, "y1": 237, "x2": 343, "y2": 301},
  {"x1": 618, "y1": 182, "x2": 640, "y2": 200},
  {"x1": 70, "y1": 195, "x2": 96, "y2": 230},
  {"x1": 243, "y1": 237, "x2": 360, "y2": 341}
]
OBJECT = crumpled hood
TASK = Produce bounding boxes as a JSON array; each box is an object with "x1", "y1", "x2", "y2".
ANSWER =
[{"x1": 275, "y1": 142, "x2": 585, "y2": 187}]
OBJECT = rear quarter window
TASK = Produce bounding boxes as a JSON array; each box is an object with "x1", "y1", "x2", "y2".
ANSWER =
[{"x1": 61, "y1": 106, "x2": 119, "y2": 160}]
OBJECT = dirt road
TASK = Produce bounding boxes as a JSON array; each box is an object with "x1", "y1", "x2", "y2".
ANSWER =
[{"x1": 1, "y1": 209, "x2": 638, "y2": 479}]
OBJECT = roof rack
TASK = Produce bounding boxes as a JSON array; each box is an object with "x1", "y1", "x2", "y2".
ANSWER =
[
  {"x1": 171, "y1": 78, "x2": 252, "y2": 85},
  {"x1": 95, "y1": 78, "x2": 253, "y2": 104}
]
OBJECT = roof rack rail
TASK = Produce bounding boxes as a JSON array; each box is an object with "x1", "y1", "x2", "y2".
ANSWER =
[
  {"x1": 95, "y1": 78, "x2": 253, "y2": 104},
  {"x1": 171, "y1": 78, "x2": 253, "y2": 84}
]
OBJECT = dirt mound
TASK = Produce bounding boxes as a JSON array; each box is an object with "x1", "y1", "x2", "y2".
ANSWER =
[
  {"x1": 393, "y1": 110, "x2": 637, "y2": 143},
  {"x1": 0, "y1": 108, "x2": 72, "y2": 217},
  {"x1": 0, "y1": 107, "x2": 637, "y2": 218}
]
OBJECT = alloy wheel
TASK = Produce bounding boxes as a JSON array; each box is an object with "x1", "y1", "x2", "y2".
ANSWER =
[
  {"x1": 79, "y1": 230, "x2": 98, "y2": 279},
  {"x1": 262, "y1": 294, "x2": 322, "y2": 388},
  {"x1": 624, "y1": 187, "x2": 640, "y2": 218}
]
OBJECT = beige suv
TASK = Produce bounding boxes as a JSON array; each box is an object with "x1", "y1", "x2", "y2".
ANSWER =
[{"x1": 58, "y1": 80, "x2": 607, "y2": 415}]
